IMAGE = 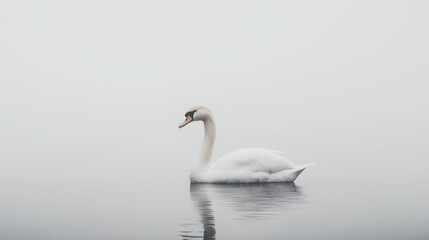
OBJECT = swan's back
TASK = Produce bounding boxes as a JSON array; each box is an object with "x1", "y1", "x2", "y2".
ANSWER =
[
  {"x1": 194, "y1": 148, "x2": 306, "y2": 183},
  {"x1": 211, "y1": 148, "x2": 295, "y2": 172}
]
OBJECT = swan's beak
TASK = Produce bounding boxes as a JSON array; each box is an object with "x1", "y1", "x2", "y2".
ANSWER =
[{"x1": 179, "y1": 116, "x2": 193, "y2": 128}]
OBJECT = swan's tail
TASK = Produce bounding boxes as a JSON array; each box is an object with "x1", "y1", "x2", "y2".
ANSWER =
[
  {"x1": 289, "y1": 162, "x2": 315, "y2": 181},
  {"x1": 293, "y1": 162, "x2": 316, "y2": 173}
]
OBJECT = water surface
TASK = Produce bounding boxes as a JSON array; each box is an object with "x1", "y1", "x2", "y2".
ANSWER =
[{"x1": 2, "y1": 156, "x2": 427, "y2": 240}]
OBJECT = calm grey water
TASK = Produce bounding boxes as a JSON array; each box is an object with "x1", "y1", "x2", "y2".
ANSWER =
[{"x1": 1, "y1": 152, "x2": 428, "y2": 240}]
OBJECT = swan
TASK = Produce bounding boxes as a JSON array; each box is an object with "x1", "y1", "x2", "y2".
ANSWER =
[{"x1": 179, "y1": 106, "x2": 314, "y2": 183}]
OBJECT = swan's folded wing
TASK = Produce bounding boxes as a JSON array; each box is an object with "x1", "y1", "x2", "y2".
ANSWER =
[{"x1": 209, "y1": 148, "x2": 296, "y2": 174}]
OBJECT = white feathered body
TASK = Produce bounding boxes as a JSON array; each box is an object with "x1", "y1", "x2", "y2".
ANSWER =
[{"x1": 191, "y1": 148, "x2": 313, "y2": 183}]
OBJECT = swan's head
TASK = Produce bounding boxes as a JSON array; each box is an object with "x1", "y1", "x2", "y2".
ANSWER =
[{"x1": 179, "y1": 106, "x2": 212, "y2": 128}]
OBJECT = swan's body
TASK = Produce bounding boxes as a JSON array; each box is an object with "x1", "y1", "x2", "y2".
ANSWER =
[
  {"x1": 197, "y1": 148, "x2": 313, "y2": 183},
  {"x1": 179, "y1": 106, "x2": 313, "y2": 183}
]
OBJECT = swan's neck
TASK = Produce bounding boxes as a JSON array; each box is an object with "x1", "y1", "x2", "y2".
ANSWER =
[{"x1": 191, "y1": 116, "x2": 216, "y2": 176}]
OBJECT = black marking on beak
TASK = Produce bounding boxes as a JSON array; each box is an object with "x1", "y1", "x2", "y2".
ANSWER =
[{"x1": 185, "y1": 110, "x2": 197, "y2": 119}]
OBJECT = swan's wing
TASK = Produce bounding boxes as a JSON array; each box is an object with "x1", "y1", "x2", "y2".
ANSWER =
[{"x1": 209, "y1": 148, "x2": 296, "y2": 174}]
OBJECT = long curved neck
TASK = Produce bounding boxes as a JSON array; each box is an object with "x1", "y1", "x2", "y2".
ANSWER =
[{"x1": 192, "y1": 115, "x2": 216, "y2": 175}]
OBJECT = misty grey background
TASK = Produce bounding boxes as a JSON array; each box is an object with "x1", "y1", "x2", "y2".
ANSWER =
[{"x1": 1, "y1": 1, "x2": 428, "y2": 239}]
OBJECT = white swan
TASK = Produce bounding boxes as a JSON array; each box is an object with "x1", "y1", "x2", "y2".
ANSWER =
[{"x1": 179, "y1": 106, "x2": 314, "y2": 183}]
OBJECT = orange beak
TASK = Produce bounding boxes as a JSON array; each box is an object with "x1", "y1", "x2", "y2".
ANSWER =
[{"x1": 179, "y1": 116, "x2": 193, "y2": 128}]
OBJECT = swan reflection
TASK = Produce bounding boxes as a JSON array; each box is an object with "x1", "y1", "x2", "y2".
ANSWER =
[{"x1": 180, "y1": 183, "x2": 304, "y2": 240}]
